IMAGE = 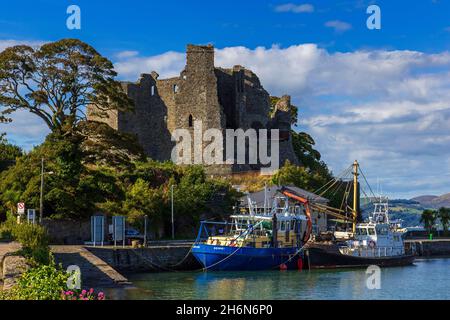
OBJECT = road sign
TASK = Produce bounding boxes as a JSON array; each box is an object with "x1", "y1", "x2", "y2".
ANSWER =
[
  {"x1": 27, "y1": 209, "x2": 36, "y2": 224},
  {"x1": 17, "y1": 203, "x2": 25, "y2": 215},
  {"x1": 91, "y1": 215, "x2": 105, "y2": 246},
  {"x1": 112, "y1": 216, "x2": 126, "y2": 247}
]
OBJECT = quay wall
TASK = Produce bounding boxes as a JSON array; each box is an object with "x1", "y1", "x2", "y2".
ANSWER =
[
  {"x1": 43, "y1": 219, "x2": 90, "y2": 245},
  {"x1": 86, "y1": 245, "x2": 201, "y2": 273},
  {"x1": 405, "y1": 240, "x2": 450, "y2": 257}
]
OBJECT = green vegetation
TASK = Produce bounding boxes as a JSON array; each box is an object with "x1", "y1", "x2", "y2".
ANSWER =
[
  {"x1": 268, "y1": 96, "x2": 337, "y2": 203},
  {"x1": 0, "y1": 263, "x2": 69, "y2": 300},
  {"x1": 0, "y1": 40, "x2": 333, "y2": 237},
  {"x1": 0, "y1": 130, "x2": 239, "y2": 237},
  {"x1": 437, "y1": 207, "x2": 450, "y2": 235},
  {"x1": 0, "y1": 133, "x2": 22, "y2": 173},
  {"x1": 421, "y1": 209, "x2": 438, "y2": 234},
  {"x1": 0, "y1": 219, "x2": 105, "y2": 300},
  {"x1": 0, "y1": 219, "x2": 50, "y2": 265},
  {"x1": 0, "y1": 39, "x2": 133, "y2": 134}
]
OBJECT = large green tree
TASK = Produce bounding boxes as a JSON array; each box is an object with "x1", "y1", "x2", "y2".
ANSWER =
[
  {"x1": 420, "y1": 209, "x2": 437, "y2": 234},
  {"x1": 0, "y1": 133, "x2": 22, "y2": 172},
  {"x1": 0, "y1": 39, "x2": 133, "y2": 133},
  {"x1": 437, "y1": 207, "x2": 450, "y2": 236}
]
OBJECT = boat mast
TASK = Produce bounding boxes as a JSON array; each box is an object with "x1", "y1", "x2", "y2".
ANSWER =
[{"x1": 352, "y1": 160, "x2": 359, "y2": 233}]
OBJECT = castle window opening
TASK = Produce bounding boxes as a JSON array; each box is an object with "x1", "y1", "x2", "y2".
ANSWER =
[
  {"x1": 188, "y1": 114, "x2": 193, "y2": 127},
  {"x1": 151, "y1": 85, "x2": 155, "y2": 96},
  {"x1": 173, "y1": 84, "x2": 179, "y2": 93}
]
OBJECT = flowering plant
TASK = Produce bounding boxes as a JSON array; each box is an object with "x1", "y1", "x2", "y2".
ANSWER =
[{"x1": 62, "y1": 288, "x2": 105, "y2": 300}]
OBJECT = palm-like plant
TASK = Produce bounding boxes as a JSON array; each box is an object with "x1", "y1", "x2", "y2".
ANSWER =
[
  {"x1": 420, "y1": 209, "x2": 437, "y2": 235},
  {"x1": 437, "y1": 207, "x2": 450, "y2": 236}
]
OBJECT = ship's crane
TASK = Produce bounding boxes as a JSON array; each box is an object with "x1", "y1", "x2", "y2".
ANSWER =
[
  {"x1": 278, "y1": 186, "x2": 356, "y2": 242},
  {"x1": 278, "y1": 186, "x2": 313, "y2": 242}
]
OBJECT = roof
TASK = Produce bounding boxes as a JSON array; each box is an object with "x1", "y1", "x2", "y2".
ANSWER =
[{"x1": 240, "y1": 185, "x2": 329, "y2": 207}]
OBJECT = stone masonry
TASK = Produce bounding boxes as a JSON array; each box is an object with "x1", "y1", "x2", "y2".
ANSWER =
[{"x1": 88, "y1": 44, "x2": 299, "y2": 174}]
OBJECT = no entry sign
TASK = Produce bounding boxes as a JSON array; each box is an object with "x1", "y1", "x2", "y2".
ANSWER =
[{"x1": 17, "y1": 202, "x2": 25, "y2": 214}]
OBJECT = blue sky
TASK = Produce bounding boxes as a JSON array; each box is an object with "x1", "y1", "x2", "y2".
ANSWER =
[{"x1": 1, "y1": 0, "x2": 450, "y2": 198}]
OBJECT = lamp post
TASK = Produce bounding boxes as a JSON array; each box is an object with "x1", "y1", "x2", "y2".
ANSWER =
[
  {"x1": 144, "y1": 215, "x2": 148, "y2": 247},
  {"x1": 39, "y1": 158, "x2": 54, "y2": 224},
  {"x1": 171, "y1": 185, "x2": 175, "y2": 240}
]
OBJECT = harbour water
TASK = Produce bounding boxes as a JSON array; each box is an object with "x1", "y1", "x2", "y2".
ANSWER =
[{"x1": 104, "y1": 258, "x2": 450, "y2": 300}]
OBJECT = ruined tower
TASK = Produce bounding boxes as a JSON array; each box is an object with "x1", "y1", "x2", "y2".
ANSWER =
[{"x1": 87, "y1": 44, "x2": 299, "y2": 174}]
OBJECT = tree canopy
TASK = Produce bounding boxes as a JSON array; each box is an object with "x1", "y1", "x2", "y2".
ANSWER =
[
  {"x1": 0, "y1": 133, "x2": 23, "y2": 172},
  {"x1": 0, "y1": 39, "x2": 133, "y2": 134},
  {"x1": 421, "y1": 209, "x2": 437, "y2": 233}
]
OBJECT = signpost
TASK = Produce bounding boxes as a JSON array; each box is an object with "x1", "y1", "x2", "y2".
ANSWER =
[
  {"x1": 91, "y1": 215, "x2": 105, "y2": 246},
  {"x1": 112, "y1": 216, "x2": 125, "y2": 248},
  {"x1": 17, "y1": 202, "x2": 25, "y2": 215},
  {"x1": 27, "y1": 209, "x2": 36, "y2": 224},
  {"x1": 17, "y1": 203, "x2": 25, "y2": 224}
]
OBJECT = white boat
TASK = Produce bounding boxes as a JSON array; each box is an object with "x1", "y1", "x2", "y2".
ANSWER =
[{"x1": 340, "y1": 198, "x2": 407, "y2": 258}]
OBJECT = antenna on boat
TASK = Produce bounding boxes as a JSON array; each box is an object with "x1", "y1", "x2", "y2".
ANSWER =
[
  {"x1": 352, "y1": 160, "x2": 359, "y2": 233},
  {"x1": 264, "y1": 183, "x2": 268, "y2": 215}
]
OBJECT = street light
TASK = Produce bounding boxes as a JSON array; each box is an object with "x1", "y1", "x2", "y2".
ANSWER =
[
  {"x1": 171, "y1": 185, "x2": 175, "y2": 240},
  {"x1": 39, "y1": 158, "x2": 54, "y2": 224},
  {"x1": 144, "y1": 215, "x2": 148, "y2": 247}
]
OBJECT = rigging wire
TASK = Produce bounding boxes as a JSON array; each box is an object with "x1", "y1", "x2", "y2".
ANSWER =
[
  {"x1": 359, "y1": 167, "x2": 377, "y2": 200},
  {"x1": 314, "y1": 165, "x2": 353, "y2": 199},
  {"x1": 313, "y1": 165, "x2": 352, "y2": 196}
]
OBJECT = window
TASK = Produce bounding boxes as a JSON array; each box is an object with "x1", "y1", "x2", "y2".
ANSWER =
[
  {"x1": 151, "y1": 85, "x2": 155, "y2": 96},
  {"x1": 376, "y1": 226, "x2": 389, "y2": 235},
  {"x1": 357, "y1": 228, "x2": 368, "y2": 236},
  {"x1": 280, "y1": 221, "x2": 286, "y2": 231},
  {"x1": 368, "y1": 228, "x2": 376, "y2": 235},
  {"x1": 173, "y1": 84, "x2": 178, "y2": 93},
  {"x1": 188, "y1": 115, "x2": 193, "y2": 127}
]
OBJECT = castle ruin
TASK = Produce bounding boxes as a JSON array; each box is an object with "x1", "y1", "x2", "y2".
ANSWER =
[{"x1": 88, "y1": 44, "x2": 299, "y2": 174}]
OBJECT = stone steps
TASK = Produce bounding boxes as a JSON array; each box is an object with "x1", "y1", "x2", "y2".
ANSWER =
[{"x1": 51, "y1": 245, "x2": 130, "y2": 289}]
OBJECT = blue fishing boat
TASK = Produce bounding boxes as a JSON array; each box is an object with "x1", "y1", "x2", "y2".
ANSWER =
[{"x1": 192, "y1": 189, "x2": 313, "y2": 271}]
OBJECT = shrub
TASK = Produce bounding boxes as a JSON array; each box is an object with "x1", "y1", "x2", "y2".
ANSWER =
[
  {"x1": 0, "y1": 218, "x2": 15, "y2": 241},
  {"x1": 0, "y1": 264, "x2": 69, "y2": 300},
  {"x1": 62, "y1": 288, "x2": 105, "y2": 300},
  {"x1": 8, "y1": 222, "x2": 50, "y2": 265}
]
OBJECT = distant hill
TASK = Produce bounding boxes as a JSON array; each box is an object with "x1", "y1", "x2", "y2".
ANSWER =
[
  {"x1": 361, "y1": 199, "x2": 424, "y2": 227},
  {"x1": 359, "y1": 193, "x2": 450, "y2": 228},
  {"x1": 412, "y1": 193, "x2": 450, "y2": 209}
]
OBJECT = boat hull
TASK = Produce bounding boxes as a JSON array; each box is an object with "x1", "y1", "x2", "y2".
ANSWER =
[
  {"x1": 305, "y1": 244, "x2": 415, "y2": 269},
  {"x1": 192, "y1": 244, "x2": 302, "y2": 271}
]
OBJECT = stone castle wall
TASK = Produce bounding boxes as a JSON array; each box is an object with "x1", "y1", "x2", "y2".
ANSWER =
[{"x1": 87, "y1": 44, "x2": 299, "y2": 174}]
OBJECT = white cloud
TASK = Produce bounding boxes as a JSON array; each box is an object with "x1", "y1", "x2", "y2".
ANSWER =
[
  {"x1": 0, "y1": 109, "x2": 50, "y2": 150},
  {"x1": 115, "y1": 50, "x2": 139, "y2": 59},
  {"x1": 115, "y1": 51, "x2": 185, "y2": 79},
  {"x1": 325, "y1": 20, "x2": 352, "y2": 32},
  {"x1": 0, "y1": 39, "x2": 46, "y2": 52},
  {"x1": 3, "y1": 39, "x2": 450, "y2": 197},
  {"x1": 274, "y1": 3, "x2": 314, "y2": 13},
  {"x1": 113, "y1": 44, "x2": 450, "y2": 198}
]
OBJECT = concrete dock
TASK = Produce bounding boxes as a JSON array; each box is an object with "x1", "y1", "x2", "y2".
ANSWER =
[
  {"x1": 404, "y1": 238, "x2": 450, "y2": 257},
  {"x1": 51, "y1": 241, "x2": 201, "y2": 288}
]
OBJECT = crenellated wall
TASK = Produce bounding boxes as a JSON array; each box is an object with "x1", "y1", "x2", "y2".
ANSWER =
[{"x1": 87, "y1": 44, "x2": 299, "y2": 174}]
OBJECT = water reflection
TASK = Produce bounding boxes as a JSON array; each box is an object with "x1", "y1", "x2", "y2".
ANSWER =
[{"x1": 103, "y1": 258, "x2": 450, "y2": 300}]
